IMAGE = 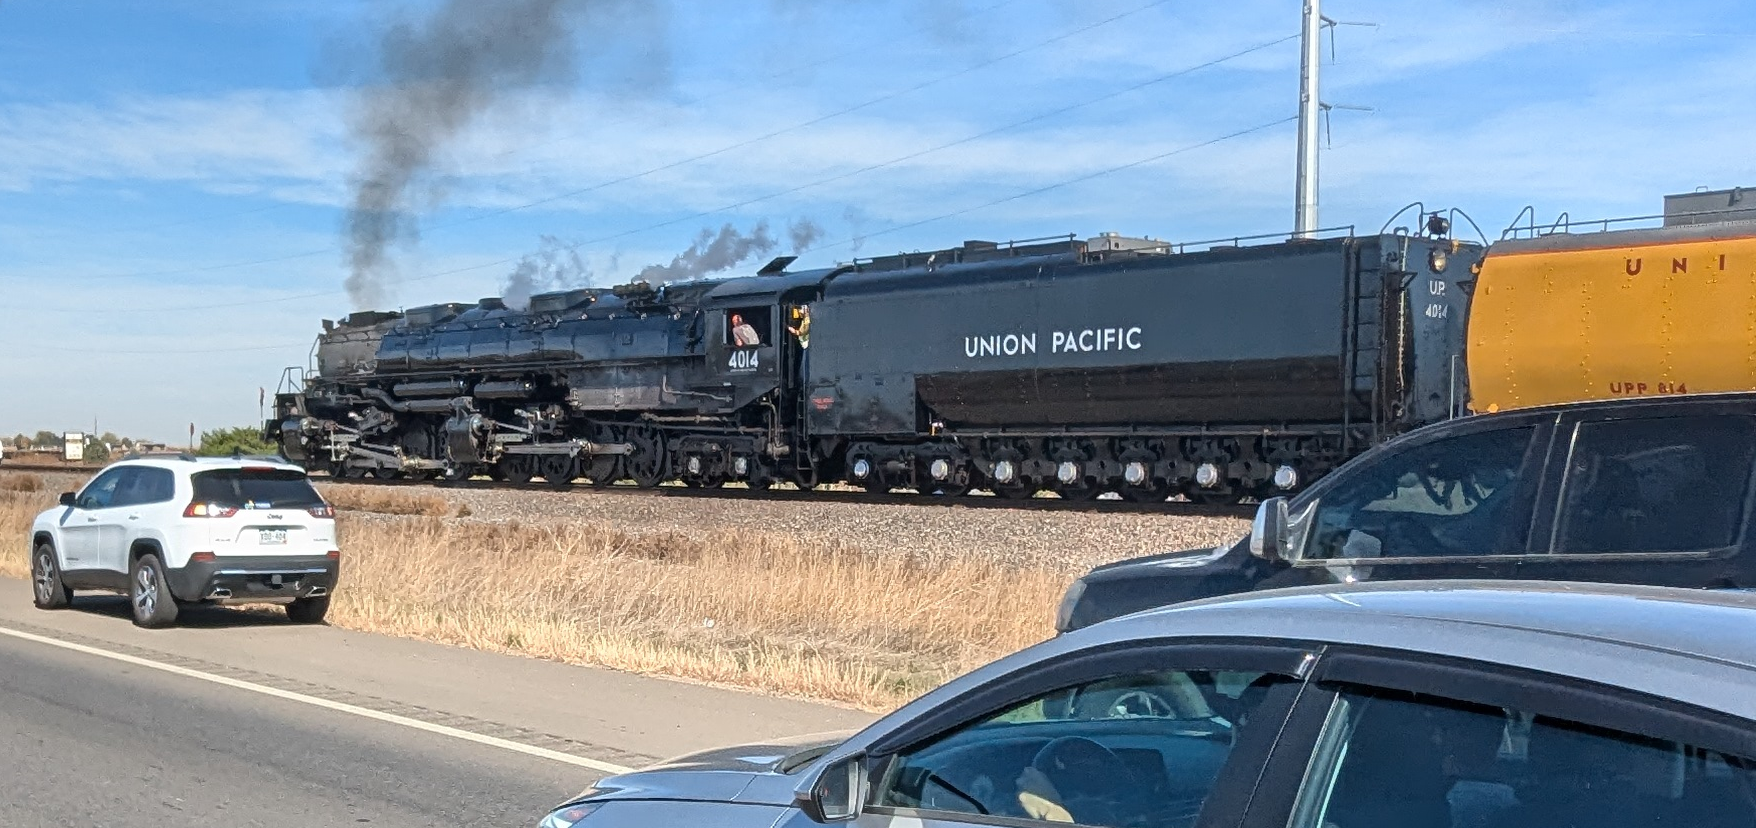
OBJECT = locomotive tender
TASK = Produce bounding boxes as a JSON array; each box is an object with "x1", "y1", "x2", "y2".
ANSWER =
[{"x1": 270, "y1": 222, "x2": 1483, "y2": 501}]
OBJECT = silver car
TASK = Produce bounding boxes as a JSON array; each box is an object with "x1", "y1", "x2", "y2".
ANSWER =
[{"x1": 541, "y1": 581, "x2": 1756, "y2": 828}]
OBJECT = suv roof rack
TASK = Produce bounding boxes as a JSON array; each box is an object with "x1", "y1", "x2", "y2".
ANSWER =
[{"x1": 120, "y1": 451, "x2": 199, "y2": 462}]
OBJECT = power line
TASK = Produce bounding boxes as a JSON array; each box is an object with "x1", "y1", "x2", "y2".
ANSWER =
[
  {"x1": 801, "y1": 115, "x2": 1301, "y2": 256},
  {"x1": 54, "y1": 0, "x2": 1171, "y2": 285},
  {"x1": 41, "y1": 113, "x2": 1295, "y2": 318}
]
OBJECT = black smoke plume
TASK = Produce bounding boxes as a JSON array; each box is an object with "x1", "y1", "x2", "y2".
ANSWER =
[
  {"x1": 787, "y1": 218, "x2": 825, "y2": 254},
  {"x1": 341, "y1": 0, "x2": 593, "y2": 310},
  {"x1": 636, "y1": 222, "x2": 778, "y2": 284},
  {"x1": 502, "y1": 236, "x2": 593, "y2": 311}
]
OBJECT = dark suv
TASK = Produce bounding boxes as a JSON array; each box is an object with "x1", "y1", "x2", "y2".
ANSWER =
[{"x1": 1057, "y1": 393, "x2": 1756, "y2": 632}]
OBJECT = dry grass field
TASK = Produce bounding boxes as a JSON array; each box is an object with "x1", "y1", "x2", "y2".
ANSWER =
[{"x1": 0, "y1": 471, "x2": 1072, "y2": 709}]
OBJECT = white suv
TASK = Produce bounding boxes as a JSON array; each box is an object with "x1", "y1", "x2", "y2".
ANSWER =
[{"x1": 29, "y1": 455, "x2": 341, "y2": 628}]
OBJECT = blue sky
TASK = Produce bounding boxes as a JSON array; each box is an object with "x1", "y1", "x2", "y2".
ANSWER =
[{"x1": 1, "y1": 0, "x2": 1752, "y2": 442}]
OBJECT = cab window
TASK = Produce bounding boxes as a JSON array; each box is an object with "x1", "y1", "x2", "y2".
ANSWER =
[
  {"x1": 1305, "y1": 426, "x2": 1536, "y2": 559},
  {"x1": 1553, "y1": 415, "x2": 1756, "y2": 554},
  {"x1": 724, "y1": 307, "x2": 770, "y2": 347},
  {"x1": 873, "y1": 669, "x2": 1291, "y2": 827},
  {"x1": 1290, "y1": 686, "x2": 1756, "y2": 828}
]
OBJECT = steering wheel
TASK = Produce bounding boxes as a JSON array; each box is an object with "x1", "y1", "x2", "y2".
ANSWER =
[
  {"x1": 1025, "y1": 736, "x2": 1139, "y2": 824},
  {"x1": 1108, "y1": 689, "x2": 1176, "y2": 719}
]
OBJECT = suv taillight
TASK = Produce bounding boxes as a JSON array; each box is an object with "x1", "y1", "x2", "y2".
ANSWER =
[
  {"x1": 308, "y1": 504, "x2": 335, "y2": 519},
  {"x1": 184, "y1": 502, "x2": 239, "y2": 518}
]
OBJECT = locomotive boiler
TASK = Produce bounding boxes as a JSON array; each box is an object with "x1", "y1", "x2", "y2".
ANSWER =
[{"x1": 270, "y1": 219, "x2": 1484, "y2": 502}]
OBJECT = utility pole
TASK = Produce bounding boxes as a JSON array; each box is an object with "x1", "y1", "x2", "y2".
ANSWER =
[{"x1": 1293, "y1": 0, "x2": 1322, "y2": 238}]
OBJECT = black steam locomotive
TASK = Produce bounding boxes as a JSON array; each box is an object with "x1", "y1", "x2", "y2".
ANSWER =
[{"x1": 269, "y1": 221, "x2": 1482, "y2": 502}]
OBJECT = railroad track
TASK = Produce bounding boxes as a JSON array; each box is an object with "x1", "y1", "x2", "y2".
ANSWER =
[
  {"x1": 324, "y1": 472, "x2": 1259, "y2": 517},
  {"x1": 1, "y1": 462, "x2": 1256, "y2": 518}
]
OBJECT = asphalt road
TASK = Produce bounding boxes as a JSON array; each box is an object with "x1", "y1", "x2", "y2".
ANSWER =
[{"x1": 0, "y1": 578, "x2": 875, "y2": 827}]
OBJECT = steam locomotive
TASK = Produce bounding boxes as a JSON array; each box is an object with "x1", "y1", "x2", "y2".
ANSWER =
[{"x1": 269, "y1": 218, "x2": 1482, "y2": 502}]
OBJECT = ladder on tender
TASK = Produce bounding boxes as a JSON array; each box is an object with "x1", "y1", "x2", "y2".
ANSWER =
[{"x1": 1341, "y1": 258, "x2": 1387, "y2": 454}]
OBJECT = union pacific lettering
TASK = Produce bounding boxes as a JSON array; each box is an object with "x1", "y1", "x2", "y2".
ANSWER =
[{"x1": 963, "y1": 327, "x2": 1143, "y2": 358}]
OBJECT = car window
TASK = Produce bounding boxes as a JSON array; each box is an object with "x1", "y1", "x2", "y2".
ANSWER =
[
  {"x1": 1290, "y1": 686, "x2": 1756, "y2": 828},
  {"x1": 1304, "y1": 427, "x2": 1536, "y2": 560},
  {"x1": 111, "y1": 467, "x2": 176, "y2": 508},
  {"x1": 873, "y1": 669, "x2": 1291, "y2": 827},
  {"x1": 1554, "y1": 415, "x2": 1756, "y2": 554},
  {"x1": 75, "y1": 467, "x2": 134, "y2": 510},
  {"x1": 191, "y1": 468, "x2": 322, "y2": 509}
]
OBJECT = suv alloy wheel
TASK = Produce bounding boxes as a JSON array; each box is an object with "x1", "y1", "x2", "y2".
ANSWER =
[{"x1": 129, "y1": 553, "x2": 180, "y2": 628}]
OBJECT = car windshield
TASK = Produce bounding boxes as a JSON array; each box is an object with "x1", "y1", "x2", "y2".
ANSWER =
[{"x1": 191, "y1": 468, "x2": 323, "y2": 509}]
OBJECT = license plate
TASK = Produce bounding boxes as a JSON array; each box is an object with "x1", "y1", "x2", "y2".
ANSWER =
[{"x1": 260, "y1": 529, "x2": 288, "y2": 545}]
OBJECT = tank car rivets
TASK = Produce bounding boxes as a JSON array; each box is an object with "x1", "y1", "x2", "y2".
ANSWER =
[
  {"x1": 1124, "y1": 462, "x2": 1149, "y2": 486},
  {"x1": 1194, "y1": 463, "x2": 1222, "y2": 489},
  {"x1": 992, "y1": 459, "x2": 1017, "y2": 484},
  {"x1": 929, "y1": 459, "x2": 951, "y2": 481},
  {"x1": 1056, "y1": 461, "x2": 1081, "y2": 485},
  {"x1": 1273, "y1": 464, "x2": 1300, "y2": 490}
]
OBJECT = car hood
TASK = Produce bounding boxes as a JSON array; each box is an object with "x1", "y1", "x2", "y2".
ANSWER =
[
  {"x1": 576, "y1": 730, "x2": 855, "y2": 807},
  {"x1": 1087, "y1": 538, "x2": 1242, "y2": 578}
]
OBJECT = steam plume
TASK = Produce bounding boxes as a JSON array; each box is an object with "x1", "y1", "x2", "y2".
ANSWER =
[
  {"x1": 342, "y1": 0, "x2": 592, "y2": 310},
  {"x1": 502, "y1": 236, "x2": 593, "y2": 311},
  {"x1": 636, "y1": 222, "x2": 778, "y2": 284}
]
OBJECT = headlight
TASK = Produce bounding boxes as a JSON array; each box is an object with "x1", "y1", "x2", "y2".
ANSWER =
[
  {"x1": 1054, "y1": 578, "x2": 1088, "y2": 633},
  {"x1": 539, "y1": 802, "x2": 604, "y2": 827}
]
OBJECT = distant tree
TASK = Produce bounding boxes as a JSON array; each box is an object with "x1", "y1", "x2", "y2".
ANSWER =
[
  {"x1": 32, "y1": 430, "x2": 57, "y2": 448},
  {"x1": 99, "y1": 431, "x2": 120, "y2": 447},
  {"x1": 196, "y1": 426, "x2": 276, "y2": 457},
  {"x1": 9, "y1": 434, "x2": 27, "y2": 451},
  {"x1": 83, "y1": 441, "x2": 110, "y2": 463}
]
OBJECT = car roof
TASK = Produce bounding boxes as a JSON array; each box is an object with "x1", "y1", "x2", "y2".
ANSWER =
[
  {"x1": 111, "y1": 455, "x2": 306, "y2": 474},
  {"x1": 1089, "y1": 580, "x2": 1756, "y2": 721}
]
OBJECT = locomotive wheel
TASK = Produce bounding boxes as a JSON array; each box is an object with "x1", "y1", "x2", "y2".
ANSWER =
[
  {"x1": 499, "y1": 456, "x2": 533, "y2": 485},
  {"x1": 338, "y1": 463, "x2": 368, "y2": 480},
  {"x1": 586, "y1": 456, "x2": 620, "y2": 488},
  {"x1": 625, "y1": 429, "x2": 667, "y2": 489},
  {"x1": 539, "y1": 454, "x2": 577, "y2": 487}
]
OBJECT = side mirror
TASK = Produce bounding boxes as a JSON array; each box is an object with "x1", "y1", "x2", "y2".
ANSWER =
[
  {"x1": 1249, "y1": 497, "x2": 1291, "y2": 562},
  {"x1": 59, "y1": 492, "x2": 76, "y2": 508},
  {"x1": 796, "y1": 753, "x2": 868, "y2": 823}
]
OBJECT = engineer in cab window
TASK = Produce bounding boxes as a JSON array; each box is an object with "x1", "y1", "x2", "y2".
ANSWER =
[{"x1": 731, "y1": 313, "x2": 760, "y2": 346}]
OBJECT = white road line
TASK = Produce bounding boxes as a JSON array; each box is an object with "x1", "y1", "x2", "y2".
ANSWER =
[{"x1": 0, "y1": 623, "x2": 635, "y2": 775}]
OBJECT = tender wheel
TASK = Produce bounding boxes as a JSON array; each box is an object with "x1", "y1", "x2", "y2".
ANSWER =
[
  {"x1": 129, "y1": 553, "x2": 179, "y2": 628},
  {"x1": 286, "y1": 595, "x2": 331, "y2": 624},
  {"x1": 993, "y1": 482, "x2": 1038, "y2": 500},
  {"x1": 31, "y1": 543, "x2": 72, "y2": 609},
  {"x1": 1123, "y1": 484, "x2": 1171, "y2": 504}
]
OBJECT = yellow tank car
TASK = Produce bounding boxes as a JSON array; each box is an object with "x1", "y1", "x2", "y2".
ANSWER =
[{"x1": 1467, "y1": 223, "x2": 1756, "y2": 413}]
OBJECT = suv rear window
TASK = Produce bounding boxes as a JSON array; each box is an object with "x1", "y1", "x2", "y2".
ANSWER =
[{"x1": 191, "y1": 468, "x2": 323, "y2": 509}]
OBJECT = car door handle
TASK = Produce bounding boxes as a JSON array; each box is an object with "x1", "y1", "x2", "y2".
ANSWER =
[{"x1": 127, "y1": 514, "x2": 141, "y2": 521}]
